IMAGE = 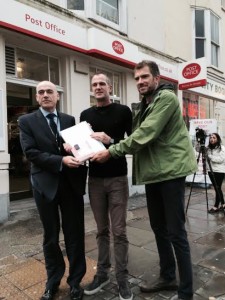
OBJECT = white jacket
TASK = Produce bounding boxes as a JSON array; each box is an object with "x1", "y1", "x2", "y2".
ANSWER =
[{"x1": 207, "y1": 145, "x2": 225, "y2": 173}]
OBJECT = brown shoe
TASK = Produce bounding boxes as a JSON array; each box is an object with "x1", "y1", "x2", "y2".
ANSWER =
[{"x1": 139, "y1": 277, "x2": 178, "y2": 293}]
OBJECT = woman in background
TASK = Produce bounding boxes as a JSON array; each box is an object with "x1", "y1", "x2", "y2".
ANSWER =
[{"x1": 207, "y1": 133, "x2": 225, "y2": 213}]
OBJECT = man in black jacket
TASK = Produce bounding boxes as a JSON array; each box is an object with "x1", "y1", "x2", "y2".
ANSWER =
[{"x1": 19, "y1": 81, "x2": 87, "y2": 300}]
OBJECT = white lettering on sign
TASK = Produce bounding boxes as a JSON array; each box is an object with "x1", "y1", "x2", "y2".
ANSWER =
[
  {"x1": 25, "y1": 13, "x2": 66, "y2": 35},
  {"x1": 182, "y1": 63, "x2": 201, "y2": 79}
]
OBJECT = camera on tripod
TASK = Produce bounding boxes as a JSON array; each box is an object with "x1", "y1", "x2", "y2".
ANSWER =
[{"x1": 195, "y1": 127, "x2": 207, "y2": 145}]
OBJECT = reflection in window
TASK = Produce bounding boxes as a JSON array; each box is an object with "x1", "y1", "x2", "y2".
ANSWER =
[
  {"x1": 15, "y1": 48, "x2": 59, "y2": 85},
  {"x1": 96, "y1": 0, "x2": 119, "y2": 24},
  {"x1": 183, "y1": 92, "x2": 212, "y2": 130},
  {"x1": 67, "y1": 0, "x2": 84, "y2": 10}
]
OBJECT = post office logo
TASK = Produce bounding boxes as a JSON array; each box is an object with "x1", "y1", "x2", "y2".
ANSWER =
[
  {"x1": 182, "y1": 63, "x2": 201, "y2": 79},
  {"x1": 112, "y1": 40, "x2": 124, "y2": 55}
]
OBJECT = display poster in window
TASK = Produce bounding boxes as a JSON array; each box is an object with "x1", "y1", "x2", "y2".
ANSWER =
[
  {"x1": 60, "y1": 121, "x2": 106, "y2": 162},
  {"x1": 186, "y1": 118, "x2": 217, "y2": 184}
]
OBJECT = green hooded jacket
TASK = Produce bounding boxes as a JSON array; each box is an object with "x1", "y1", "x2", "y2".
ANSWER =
[{"x1": 109, "y1": 84, "x2": 197, "y2": 185}]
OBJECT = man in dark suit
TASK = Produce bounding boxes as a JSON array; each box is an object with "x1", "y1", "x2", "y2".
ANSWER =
[{"x1": 19, "y1": 81, "x2": 87, "y2": 300}]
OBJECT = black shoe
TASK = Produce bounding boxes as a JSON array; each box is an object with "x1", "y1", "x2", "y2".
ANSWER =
[
  {"x1": 208, "y1": 207, "x2": 219, "y2": 213},
  {"x1": 40, "y1": 288, "x2": 58, "y2": 300},
  {"x1": 139, "y1": 277, "x2": 178, "y2": 293},
  {"x1": 70, "y1": 286, "x2": 84, "y2": 300},
  {"x1": 84, "y1": 275, "x2": 110, "y2": 295},
  {"x1": 118, "y1": 281, "x2": 133, "y2": 300}
]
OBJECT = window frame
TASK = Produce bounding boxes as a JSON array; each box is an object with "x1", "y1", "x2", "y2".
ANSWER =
[
  {"x1": 193, "y1": 8, "x2": 220, "y2": 68},
  {"x1": 60, "y1": 0, "x2": 127, "y2": 33}
]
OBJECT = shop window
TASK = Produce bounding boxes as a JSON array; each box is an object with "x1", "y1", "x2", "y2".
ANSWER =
[
  {"x1": 6, "y1": 47, "x2": 60, "y2": 85},
  {"x1": 194, "y1": 9, "x2": 220, "y2": 68},
  {"x1": 183, "y1": 92, "x2": 212, "y2": 129},
  {"x1": 89, "y1": 67, "x2": 122, "y2": 106},
  {"x1": 61, "y1": 0, "x2": 127, "y2": 33}
]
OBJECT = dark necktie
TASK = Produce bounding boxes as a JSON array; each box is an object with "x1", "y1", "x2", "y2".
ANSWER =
[{"x1": 46, "y1": 113, "x2": 59, "y2": 145}]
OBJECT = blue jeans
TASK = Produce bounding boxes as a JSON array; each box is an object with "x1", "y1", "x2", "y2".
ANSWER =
[
  {"x1": 145, "y1": 177, "x2": 193, "y2": 299},
  {"x1": 88, "y1": 176, "x2": 129, "y2": 283}
]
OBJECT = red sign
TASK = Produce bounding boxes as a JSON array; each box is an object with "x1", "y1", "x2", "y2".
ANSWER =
[
  {"x1": 179, "y1": 79, "x2": 207, "y2": 90},
  {"x1": 182, "y1": 63, "x2": 201, "y2": 79},
  {"x1": 112, "y1": 40, "x2": 124, "y2": 55},
  {"x1": 178, "y1": 58, "x2": 207, "y2": 90}
]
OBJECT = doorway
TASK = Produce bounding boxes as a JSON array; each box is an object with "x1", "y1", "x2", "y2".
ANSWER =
[{"x1": 7, "y1": 82, "x2": 38, "y2": 200}]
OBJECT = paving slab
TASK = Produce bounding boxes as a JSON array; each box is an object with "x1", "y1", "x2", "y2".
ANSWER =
[{"x1": 1, "y1": 187, "x2": 225, "y2": 299}]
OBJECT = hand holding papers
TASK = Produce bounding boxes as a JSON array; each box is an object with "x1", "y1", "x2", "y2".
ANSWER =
[{"x1": 60, "y1": 121, "x2": 106, "y2": 162}]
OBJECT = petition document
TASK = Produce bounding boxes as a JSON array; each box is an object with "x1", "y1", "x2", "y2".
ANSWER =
[{"x1": 60, "y1": 121, "x2": 105, "y2": 162}]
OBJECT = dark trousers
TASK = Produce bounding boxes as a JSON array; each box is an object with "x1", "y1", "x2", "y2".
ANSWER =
[
  {"x1": 145, "y1": 177, "x2": 193, "y2": 299},
  {"x1": 88, "y1": 176, "x2": 129, "y2": 283},
  {"x1": 208, "y1": 171, "x2": 225, "y2": 207},
  {"x1": 33, "y1": 175, "x2": 86, "y2": 290}
]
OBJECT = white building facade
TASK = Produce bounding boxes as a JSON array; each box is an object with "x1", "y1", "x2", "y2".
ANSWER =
[{"x1": 0, "y1": 0, "x2": 225, "y2": 221}]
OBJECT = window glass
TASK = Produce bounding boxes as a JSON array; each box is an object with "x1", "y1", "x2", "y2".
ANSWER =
[
  {"x1": 195, "y1": 10, "x2": 205, "y2": 58},
  {"x1": 211, "y1": 13, "x2": 219, "y2": 44},
  {"x1": 183, "y1": 92, "x2": 199, "y2": 130},
  {"x1": 183, "y1": 92, "x2": 212, "y2": 130},
  {"x1": 199, "y1": 97, "x2": 210, "y2": 119},
  {"x1": 195, "y1": 10, "x2": 204, "y2": 37},
  {"x1": 210, "y1": 13, "x2": 219, "y2": 67},
  {"x1": 196, "y1": 39, "x2": 205, "y2": 58},
  {"x1": 15, "y1": 48, "x2": 60, "y2": 85},
  {"x1": 67, "y1": 0, "x2": 84, "y2": 10},
  {"x1": 16, "y1": 49, "x2": 48, "y2": 82},
  {"x1": 49, "y1": 57, "x2": 60, "y2": 85},
  {"x1": 211, "y1": 44, "x2": 219, "y2": 67},
  {"x1": 113, "y1": 74, "x2": 120, "y2": 97},
  {"x1": 96, "y1": 0, "x2": 119, "y2": 24}
]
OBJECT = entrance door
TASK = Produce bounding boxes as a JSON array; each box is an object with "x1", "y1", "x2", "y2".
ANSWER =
[{"x1": 7, "y1": 82, "x2": 38, "y2": 200}]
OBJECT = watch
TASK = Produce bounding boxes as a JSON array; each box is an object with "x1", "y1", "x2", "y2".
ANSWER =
[{"x1": 110, "y1": 138, "x2": 114, "y2": 144}]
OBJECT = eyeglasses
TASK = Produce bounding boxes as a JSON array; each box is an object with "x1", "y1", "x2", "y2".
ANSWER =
[{"x1": 37, "y1": 89, "x2": 54, "y2": 95}]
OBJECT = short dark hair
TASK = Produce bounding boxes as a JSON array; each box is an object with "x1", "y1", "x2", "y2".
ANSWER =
[
  {"x1": 134, "y1": 60, "x2": 160, "y2": 77},
  {"x1": 91, "y1": 72, "x2": 111, "y2": 85}
]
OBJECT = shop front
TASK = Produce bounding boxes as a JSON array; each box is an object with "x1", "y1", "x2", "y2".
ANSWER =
[
  {"x1": 182, "y1": 77, "x2": 225, "y2": 142},
  {"x1": 0, "y1": 0, "x2": 179, "y2": 222}
]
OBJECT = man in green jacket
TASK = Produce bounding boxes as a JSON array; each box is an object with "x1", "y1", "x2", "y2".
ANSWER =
[{"x1": 91, "y1": 60, "x2": 197, "y2": 300}]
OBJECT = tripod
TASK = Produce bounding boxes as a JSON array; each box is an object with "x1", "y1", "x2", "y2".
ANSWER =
[{"x1": 186, "y1": 143, "x2": 222, "y2": 213}]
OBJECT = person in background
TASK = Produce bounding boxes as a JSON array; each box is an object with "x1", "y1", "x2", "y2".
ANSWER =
[
  {"x1": 81, "y1": 72, "x2": 133, "y2": 300},
  {"x1": 207, "y1": 133, "x2": 225, "y2": 213},
  {"x1": 91, "y1": 61, "x2": 197, "y2": 300},
  {"x1": 19, "y1": 81, "x2": 87, "y2": 300}
]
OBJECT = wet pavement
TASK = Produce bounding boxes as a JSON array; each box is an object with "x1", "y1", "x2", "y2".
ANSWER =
[{"x1": 1, "y1": 186, "x2": 225, "y2": 299}]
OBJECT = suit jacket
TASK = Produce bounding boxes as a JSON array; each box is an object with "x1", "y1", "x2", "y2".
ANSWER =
[{"x1": 19, "y1": 109, "x2": 87, "y2": 201}]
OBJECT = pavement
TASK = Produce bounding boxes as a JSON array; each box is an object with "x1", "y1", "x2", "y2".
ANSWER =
[{"x1": 1, "y1": 186, "x2": 225, "y2": 300}]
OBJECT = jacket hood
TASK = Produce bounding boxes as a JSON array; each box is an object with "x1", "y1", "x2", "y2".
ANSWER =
[{"x1": 153, "y1": 83, "x2": 175, "y2": 95}]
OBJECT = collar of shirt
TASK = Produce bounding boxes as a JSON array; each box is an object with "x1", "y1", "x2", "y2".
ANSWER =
[{"x1": 40, "y1": 107, "x2": 58, "y2": 118}]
